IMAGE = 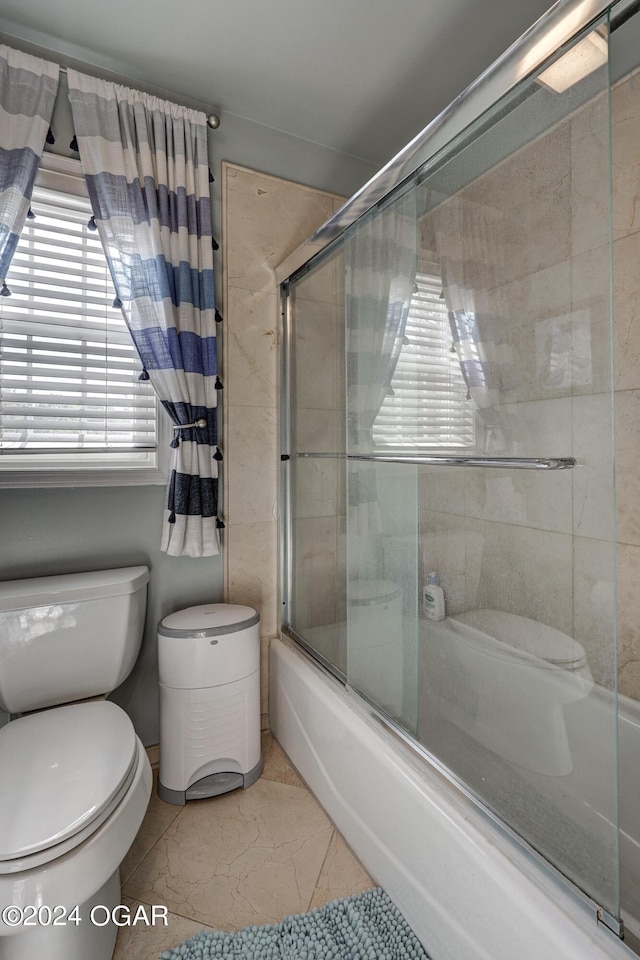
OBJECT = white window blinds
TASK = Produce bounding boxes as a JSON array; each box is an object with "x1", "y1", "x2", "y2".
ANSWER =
[
  {"x1": 0, "y1": 181, "x2": 157, "y2": 458},
  {"x1": 373, "y1": 270, "x2": 474, "y2": 449}
]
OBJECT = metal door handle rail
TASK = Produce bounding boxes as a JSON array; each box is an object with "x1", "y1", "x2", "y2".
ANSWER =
[
  {"x1": 347, "y1": 454, "x2": 576, "y2": 469},
  {"x1": 293, "y1": 453, "x2": 576, "y2": 470}
]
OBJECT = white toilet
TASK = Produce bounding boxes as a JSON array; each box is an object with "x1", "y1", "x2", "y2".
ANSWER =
[
  {"x1": 422, "y1": 608, "x2": 594, "y2": 776},
  {"x1": 0, "y1": 566, "x2": 152, "y2": 960}
]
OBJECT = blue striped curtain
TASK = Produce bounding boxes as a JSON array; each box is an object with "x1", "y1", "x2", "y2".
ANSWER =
[
  {"x1": 67, "y1": 71, "x2": 221, "y2": 557},
  {"x1": 0, "y1": 46, "x2": 59, "y2": 289}
]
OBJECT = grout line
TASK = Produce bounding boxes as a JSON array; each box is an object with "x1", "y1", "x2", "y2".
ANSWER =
[{"x1": 304, "y1": 828, "x2": 335, "y2": 912}]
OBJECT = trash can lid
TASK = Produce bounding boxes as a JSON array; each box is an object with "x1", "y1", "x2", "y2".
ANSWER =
[{"x1": 158, "y1": 603, "x2": 259, "y2": 638}]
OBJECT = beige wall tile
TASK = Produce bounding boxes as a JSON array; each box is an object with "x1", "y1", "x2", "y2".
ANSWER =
[
  {"x1": 224, "y1": 164, "x2": 339, "y2": 294},
  {"x1": 225, "y1": 287, "x2": 279, "y2": 408},
  {"x1": 617, "y1": 542, "x2": 640, "y2": 677},
  {"x1": 571, "y1": 91, "x2": 610, "y2": 257},
  {"x1": 291, "y1": 298, "x2": 341, "y2": 411},
  {"x1": 292, "y1": 456, "x2": 340, "y2": 519},
  {"x1": 290, "y1": 515, "x2": 341, "y2": 631},
  {"x1": 463, "y1": 125, "x2": 572, "y2": 287},
  {"x1": 227, "y1": 520, "x2": 278, "y2": 638},
  {"x1": 419, "y1": 511, "x2": 471, "y2": 616},
  {"x1": 570, "y1": 244, "x2": 612, "y2": 397},
  {"x1": 223, "y1": 165, "x2": 347, "y2": 728},
  {"x1": 619, "y1": 660, "x2": 640, "y2": 701},
  {"x1": 293, "y1": 407, "x2": 345, "y2": 455},
  {"x1": 226, "y1": 406, "x2": 278, "y2": 524},
  {"x1": 573, "y1": 535, "x2": 616, "y2": 689},
  {"x1": 471, "y1": 519, "x2": 574, "y2": 634},
  {"x1": 615, "y1": 389, "x2": 640, "y2": 547},
  {"x1": 572, "y1": 393, "x2": 615, "y2": 542},
  {"x1": 463, "y1": 397, "x2": 573, "y2": 535},
  {"x1": 292, "y1": 246, "x2": 343, "y2": 305},
  {"x1": 611, "y1": 71, "x2": 640, "y2": 241},
  {"x1": 613, "y1": 231, "x2": 640, "y2": 392},
  {"x1": 478, "y1": 261, "x2": 572, "y2": 405}
]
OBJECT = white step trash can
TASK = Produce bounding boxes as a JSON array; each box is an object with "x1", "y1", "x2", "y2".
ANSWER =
[{"x1": 157, "y1": 603, "x2": 263, "y2": 805}]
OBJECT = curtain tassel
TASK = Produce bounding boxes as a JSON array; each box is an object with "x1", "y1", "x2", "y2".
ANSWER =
[
  {"x1": 170, "y1": 437, "x2": 180, "y2": 448},
  {"x1": 0, "y1": 281, "x2": 11, "y2": 298},
  {"x1": 112, "y1": 296, "x2": 123, "y2": 308},
  {"x1": 212, "y1": 236, "x2": 219, "y2": 251},
  {"x1": 215, "y1": 376, "x2": 223, "y2": 390},
  {"x1": 209, "y1": 168, "x2": 215, "y2": 183},
  {"x1": 387, "y1": 386, "x2": 395, "y2": 397},
  {"x1": 69, "y1": 134, "x2": 79, "y2": 152},
  {"x1": 46, "y1": 127, "x2": 55, "y2": 145},
  {"x1": 168, "y1": 511, "x2": 176, "y2": 524},
  {"x1": 138, "y1": 369, "x2": 150, "y2": 381},
  {"x1": 87, "y1": 215, "x2": 98, "y2": 231},
  {"x1": 26, "y1": 208, "x2": 36, "y2": 220},
  {"x1": 215, "y1": 309, "x2": 224, "y2": 323},
  {"x1": 213, "y1": 447, "x2": 223, "y2": 461},
  {"x1": 402, "y1": 335, "x2": 410, "y2": 345},
  {"x1": 216, "y1": 517, "x2": 226, "y2": 529}
]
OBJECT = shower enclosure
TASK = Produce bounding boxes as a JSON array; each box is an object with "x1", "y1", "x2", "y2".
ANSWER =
[{"x1": 280, "y1": 0, "x2": 640, "y2": 947}]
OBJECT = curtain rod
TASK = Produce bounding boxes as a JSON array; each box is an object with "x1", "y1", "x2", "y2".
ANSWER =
[
  {"x1": 0, "y1": 33, "x2": 221, "y2": 128},
  {"x1": 57, "y1": 64, "x2": 220, "y2": 128}
]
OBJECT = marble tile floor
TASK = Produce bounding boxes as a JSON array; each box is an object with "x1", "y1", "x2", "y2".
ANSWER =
[{"x1": 114, "y1": 732, "x2": 374, "y2": 959}]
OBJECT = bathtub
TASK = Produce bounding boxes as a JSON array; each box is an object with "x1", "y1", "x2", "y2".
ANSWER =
[{"x1": 270, "y1": 635, "x2": 634, "y2": 960}]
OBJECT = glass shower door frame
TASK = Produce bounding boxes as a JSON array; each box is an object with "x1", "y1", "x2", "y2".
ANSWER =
[{"x1": 279, "y1": 1, "x2": 622, "y2": 940}]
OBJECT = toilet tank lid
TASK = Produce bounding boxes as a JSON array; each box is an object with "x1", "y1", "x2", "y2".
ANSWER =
[
  {"x1": 158, "y1": 603, "x2": 259, "y2": 637},
  {"x1": 0, "y1": 565, "x2": 149, "y2": 612}
]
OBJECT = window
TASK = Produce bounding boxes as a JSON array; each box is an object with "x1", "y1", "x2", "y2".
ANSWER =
[
  {"x1": 0, "y1": 155, "x2": 165, "y2": 486},
  {"x1": 372, "y1": 267, "x2": 474, "y2": 450}
]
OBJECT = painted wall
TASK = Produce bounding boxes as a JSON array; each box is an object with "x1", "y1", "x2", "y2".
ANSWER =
[{"x1": 0, "y1": 53, "x2": 376, "y2": 745}]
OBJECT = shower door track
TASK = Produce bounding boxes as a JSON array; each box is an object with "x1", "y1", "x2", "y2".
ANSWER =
[{"x1": 295, "y1": 453, "x2": 577, "y2": 470}]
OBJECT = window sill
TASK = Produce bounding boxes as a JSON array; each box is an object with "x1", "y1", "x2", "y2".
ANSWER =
[{"x1": 0, "y1": 466, "x2": 168, "y2": 489}]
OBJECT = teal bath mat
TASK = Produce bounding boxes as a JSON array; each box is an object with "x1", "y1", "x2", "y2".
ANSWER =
[{"x1": 160, "y1": 887, "x2": 429, "y2": 959}]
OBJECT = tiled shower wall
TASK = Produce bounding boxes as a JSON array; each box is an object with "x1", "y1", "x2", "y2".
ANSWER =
[
  {"x1": 417, "y1": 67, "x2": 640, "y2": 700},
  {"x1": 417, "y1": 91, "x2": 615, "y2": 686},
  {"x1": 222, "y1": 59, "x2": 640, "y2": 722},
  {"x1": 221, "y1": 163, "x2": 344, "y2": 728}
]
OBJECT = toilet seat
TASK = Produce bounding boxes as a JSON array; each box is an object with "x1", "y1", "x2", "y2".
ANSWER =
[
  {"x1": 451, "y1": 609, "x2": 588, "y2": 671},
  {"x1": 0, "y1": 700, "x2": 138, "y2": 873},
  {"x1": 349, "y1": 580, "x2": 403, "y2": 606}
]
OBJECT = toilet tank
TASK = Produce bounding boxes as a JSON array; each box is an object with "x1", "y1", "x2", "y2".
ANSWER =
[{"x1": 0, "y1": 566, "x2": 150, "y2": 713}]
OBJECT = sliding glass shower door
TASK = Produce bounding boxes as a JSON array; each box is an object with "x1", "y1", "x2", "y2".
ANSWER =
[{"x1": 283, "y1": 11, "x2": 619, "y2": 926}]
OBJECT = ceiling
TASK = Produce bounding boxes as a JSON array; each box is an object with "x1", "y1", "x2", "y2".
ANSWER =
[{"x1": 0, "y1": 0, "x2": 555, "y2": 168}]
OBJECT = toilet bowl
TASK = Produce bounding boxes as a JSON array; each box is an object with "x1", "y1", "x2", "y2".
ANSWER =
[
  {"x1": 0, "y1": 567, "x2": 152, "y2": 960},
  {"x1": 422, "y1": 609, "x2": 593, "y2": 776}
]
